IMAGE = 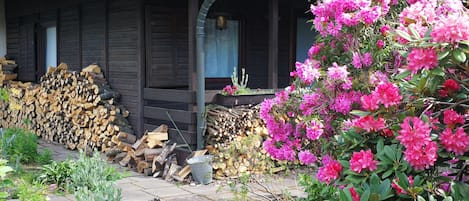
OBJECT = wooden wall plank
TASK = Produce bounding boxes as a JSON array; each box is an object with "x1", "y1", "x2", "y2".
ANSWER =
[
  {"x1": 59, "y1": 6, "x2": 81, "y2": 71},
  {"x1": 17, "y1": 15, "x2": 37, "y2": 82},
  {"x1": 143, "y1": 88, "x2": 195, "y2": 103},
  {"x1": 81, "y1": 0, "x2": 106, "y2": 70}
]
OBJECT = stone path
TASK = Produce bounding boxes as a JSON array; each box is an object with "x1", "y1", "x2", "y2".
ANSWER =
[{"x1": 37, "y1": 140, "x2": 306, "y2": 201}]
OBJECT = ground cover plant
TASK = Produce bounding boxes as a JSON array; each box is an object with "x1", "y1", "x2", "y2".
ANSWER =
[{"x1": 260, "y1": 0, "x2": 469, "y2": 200}]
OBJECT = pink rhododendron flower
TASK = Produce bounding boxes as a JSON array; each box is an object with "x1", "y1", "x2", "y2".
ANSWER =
[
  {"x1": 373, "y1": 82, "x2": 402, "y2": 108},
  {"x1": 397, "y1": 117, "x2": 432, "y2": 149},
  {"x1": 308, "y1": 43, "x2": 324, "y2": 57},
  {"x1": 369, "y1": 71, "x2": 388, "y2": 86},
  {"x1": 332, "y1": 92, "x2": 360, "y2": 115},
  {"x1": 443, "y1": 109, "x2": 465, "y2": 126},
  {"x1": 327, "y1": 63, "x2": 349, "y2": 81},
  {"x1": 406, "y1": 48, "x2": 439, "y2": 74},
  {"x1": 300, "y1": 92, "x2": 322, "y2": 116},
  {"x1": 440, "y1": 128, "x2": 469, "y2": 155},
  {"x1": 306, "y1": 120, "x2": 324, "y2": 140},
  {"x1": 294, "y1": 59, "x2": 321, "y2": 85},
  {"x1": 443, "y1": 79, "x2": 460, "y2": 91},
  {"x1": 362, "y1": 52, "x2": 373, "y2": 67},
  {"x1": 349, "y1": 150, "x2": 378, "y2": 173},
  {"x1": 298, "y1": 150, "x2": 317, "y2": 165},
  {"x1": 398, "y1": 117, "x2": 437, "y2": 170},
  {"x1": 353, "y1": 115, "x2": 386, "y2": 132},
  {"x1": 432, "y1": 13, "x2": 469, "y2": 44},
  {"x1": 403, "y1": 141, "x2": 438, "y2": 170},
  {"x1": 223, "y1": 85, "x2": 238, "y2": 95},
  {"x1": 352, "y1": 52, "x2": 362, "y2": 69},
  {"x1": 317, "y1": 156, "x2": 342, "y2": 184}
]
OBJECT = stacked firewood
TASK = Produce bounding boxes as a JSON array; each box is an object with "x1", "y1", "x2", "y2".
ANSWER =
[
  {"x1": 107, "y1": 124, "x2": 207, "y2": 182},
  {"x1": 205, "y1": 104, "x2": 280, "y2": 179},
  {"x1": 0, "y1": 63, "x2": 133, "y2": 152},
  {"x1": 0, "y1": 57, "x2": 18, "y2": 84}
]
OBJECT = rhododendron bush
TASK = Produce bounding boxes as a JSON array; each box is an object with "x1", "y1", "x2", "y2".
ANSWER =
[{"x1": 260, "y1": 0, "x2": 469, "y2": 200}]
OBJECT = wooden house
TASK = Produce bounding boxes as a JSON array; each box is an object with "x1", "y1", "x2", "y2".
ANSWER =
[{"x1": 2, "y1": 0, "x2": 316, "y2": 149}]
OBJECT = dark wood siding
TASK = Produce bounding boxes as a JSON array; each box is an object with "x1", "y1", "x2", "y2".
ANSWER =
[
  {"x1": 59, "y1": 6, "x2": 81, "y2": 71},
  {"x1": 81, "y1": 0, "x2": 106, "y2": 71},
  {"x1": 145, "y1": 1, "x2": 189, "y2": 88},
  {"x1": 108, "y1": 0, "x2": 140, "y2": 132},
  {"x1": 17, "y1": 15, "x2": 37, "y2": 82},
  {"x1": 5, "y1": 18, "x2": 19, "y2": 61}
]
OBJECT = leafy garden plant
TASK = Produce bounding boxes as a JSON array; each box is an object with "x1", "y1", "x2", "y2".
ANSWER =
[
  {"x1": 222, "y1": 67, "x2": 251, "y2": 95},
  {"x1": 260, "y1": 0, "x2": 469, "y2": 200}
]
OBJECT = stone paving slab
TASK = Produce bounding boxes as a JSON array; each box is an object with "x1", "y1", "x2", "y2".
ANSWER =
[{"x1": 36, "y1": 140, "x2": 306, "y2": 201}]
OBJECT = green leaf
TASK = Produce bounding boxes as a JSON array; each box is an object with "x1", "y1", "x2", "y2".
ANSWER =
[
  {"x1": 397, "y1": 172, "x2": 410, "y2": 188},
  {"x1": 360, "y1": 189, "x2": 371, "y2": 201},
  {"x1": 370, "y1": 173, "x2": 380, "y2": 185},
  {"x1": 382, "y1": 169, "x2": 393, "y2": 179},
  {"x1": 377, "y1": 138, "x2": 384, "y2": 153},
  {"x1": 350, "y1": 110, "x2": 371, "y2": 117},
  {"x1": 346, "y1": 175, "x2": 366, "y2": 184},
  {"x1": 417, "y1": 195, "x2": 426, "y2": 201},
  {"x1": 431, "y1": 67, "x2": 445, "y2": 77},
  {"x1": 395, "y1": 71, "x2": 411, "y2": 80},
  {"x1": 384, "y1": 146, "x2": 396, "y2": 161},
  {"x1": 395, "y1": 30, "x2": 413, "y2": 42},
  {"x1": 453, "y1": 49, "x2": 467, "y2": 63},
  {"x1": 438, "y1": 50, "x2": 450, "y2": 60},
  {"x1": 408, "y1": 26, "x2": 421, "y2": 39}
]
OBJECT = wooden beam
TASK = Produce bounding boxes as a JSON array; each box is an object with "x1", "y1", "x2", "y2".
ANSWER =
[
  {"x1": 137, "y1": 0, "x2": 145, "y2": 137},
  {"x1": 143, "y1": 106, "x2": 197, "y2": 125},
  {"x1": 143, "y1": 88, "x2": 195, "y2": 103},
  {"x1": 268, "y1": 0, "x2": 279, "y2": 89}
]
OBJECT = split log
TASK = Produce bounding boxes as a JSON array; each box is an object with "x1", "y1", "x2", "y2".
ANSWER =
[{"x1": 152, "y1": 143, "x2": 177, "y2": 173}]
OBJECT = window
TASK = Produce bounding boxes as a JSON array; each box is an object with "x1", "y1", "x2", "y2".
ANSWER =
[
  {"x1": 204, "y1": 19, "x2": 239, "y2": 78},
  {"x1": 296, "y1": 17, "x2": 316, "y2": 62},
  {"x1": 45, "y1": 26, "x2": 57, "y2": 70}
]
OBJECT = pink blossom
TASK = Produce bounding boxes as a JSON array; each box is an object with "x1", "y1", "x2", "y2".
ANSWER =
[
  {"x1": 306, "y1": 120, "x2": 324, "y2": 140},
  {"x1": 317, "y1": 156, "x2": 342, "y2": 184},
  {"x1": 380, "y1": 25, "x2": 390, "y2": 36},
  {"x1": 349, "y1": 150, "x2": 378, "y2": 173},
  {"x1": 298, "y1": 150, "x2": 317, "y2": 165},
  {"x1": 353, "y1": 115, "x2": 386, "y2": 132},
  {"x1": 374, "y1": 82, "x2": 402, "y2": 108},
  {"x1": 300, "y1": 92, "x2": 322, "y2": 116},
  {"x1": 341, "y1": 78, "x2": 353, "y2": 90},
  {"x1": 397, "y1": 117, "x2": 432, "y2": 149},
  {"x1": 407, "y1": 48, "x2": 439, "y2": 74},
  {"x1": 362, "y1": 52, "x2": 373, "y2": 67},
  {"x1": 352, "y1": 52, "x2": 362, "y2": 69},
  {"x1": 376, "y1": 40, "x2": 385, "y2": 49},
  {"x1": 331, "y1": 92, "x2": 357, "y2": 115},
  {"x1": 327, "y1": 62, "x2": 349, "y2": 81},
  {"x1": 443, "y1": 109, "x2": 465, "y2": 126},
  {"x1": 440, "y1": 128, "x2": 469, "y2": 155},
  {"x1": 432, "y1": 13, "x2": 469, "y2": 44},
  {"x1": 222, "y1": 85, "x2": 238, "y2": 95},
  {"x1": 369, "y1": 71, "x2": 388, "y2": 86},
  {"x1": 403, "y1": 141, "x2": 438, "y2": 170},
  {"x1": 308, "y1": 43, "x2": 324, "y2": 57},
  {"x1": 294, "y1": 59, "x2": 321, "y2": 85},
  {"x1": 443, "y1": 79, "x2": 460, "y2": 91}
]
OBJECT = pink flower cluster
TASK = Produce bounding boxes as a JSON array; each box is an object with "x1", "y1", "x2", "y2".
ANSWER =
[
  {"x1": 432, "y1": 13, "x2": 469, "y2": 44},
  {"x1": 361, "y1": 82, "x2": 402, "y2": 110},
  {"x1": 332, "y1": 91, "x2": 362, "y2": 115},
  {"x1": 306, "y1": 119, "x2": 325, "y2": 140},
  {"x1": 397, "y1": 117, "x2": 437, "y2": 170},
  {"x1": 349, "y1": 149, "x2": 378, "y2": 173},
  {"x1": 298, "y1": 150, "x2": 317, "y2": 165},
  {"x1": 352, "y1": 52, "x2": 373, "y2": 69},
  {"x1": 440, "y1": 109, "x2": 468, "y2": 155},
  {"x1": 327, "y1": 63, "x2": 350, "y2": 81},
  {"x1": 353, "y1": 115, "x2": 386, "y2": 132},
  {"x1": 310, "y1": 0, "x2": 390, "y2": 36},
  {"x1": 406, "y1": 48, "x2": 439, "y2": 74},
  {"x1": 292, "y1": 59, "x2": 321, "y2": 85},
  {"x1": 317, "y1": 155, "x2": 343, "y2": 184},
  {"x1": 222, "y1": 85, "x2": 238, "y2": 95}
]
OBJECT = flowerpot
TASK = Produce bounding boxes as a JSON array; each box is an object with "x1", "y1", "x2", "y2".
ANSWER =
[{"x1": 215, "y1": 92, "x2": 275, "y2": 107}]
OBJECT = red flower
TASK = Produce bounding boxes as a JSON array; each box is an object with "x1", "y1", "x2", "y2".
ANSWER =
[
  {"x1": 443, "y1": 109, "x2": 465, "y2": 127},
  {"x1": 443, "y1": 79, "x2": 460, "y2": 91},
  {"x1": 353, "y1": 115, "x2": 386, "y2": 132}
]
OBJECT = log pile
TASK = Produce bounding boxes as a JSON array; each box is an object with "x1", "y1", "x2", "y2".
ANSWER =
[
  {"x1": 0, "y1": 63, "x2": 133, "y2": 152},
  {"x1": 205, "y1": 104, "x2": 280, "y2": 179},
  {"x1": 107, "y1": 124, "x2": 207, "y2": 182},
  {"x1": 0, "y1": 57, "x2": 18, "y2": 84}
]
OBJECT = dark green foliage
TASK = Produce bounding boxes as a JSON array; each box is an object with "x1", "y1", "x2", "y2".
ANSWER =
[
  {"x1": 298, "y1": 174, "x2": 338, "y2": 201},
  {"x1": 0, "y1": 128, "x2": 52, "y2": 165}
]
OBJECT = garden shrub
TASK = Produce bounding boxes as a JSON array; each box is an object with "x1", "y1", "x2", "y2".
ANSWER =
[
  {"x1": 261, "y1": 0, "x2": 469, "y2": 200},
  {"x1": 0, "y1": 128, "x2": 52, "y2": 165}
]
